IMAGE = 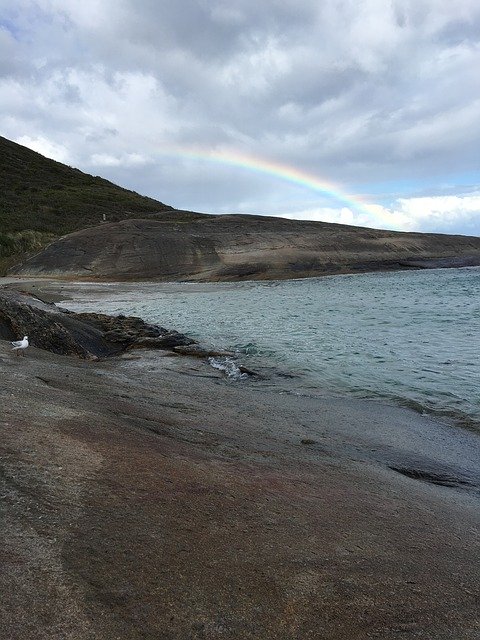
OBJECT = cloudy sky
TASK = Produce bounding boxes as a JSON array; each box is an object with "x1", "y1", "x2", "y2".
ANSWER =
[{"x1": 1, "y1": 0, "x2": 479, "y2": 234}]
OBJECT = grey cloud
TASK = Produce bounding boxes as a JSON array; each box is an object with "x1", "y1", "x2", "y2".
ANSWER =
[
  {"x1": 0, "y1": 24, "x2": 32, "y2": 78},
  {"x1": 0, "y1": 0, "x2": 479, "y2": 231},
  {"x1": 435, "y1": 15, "x2": 480, "y2": 45},
  {"x1": 85, "y1": 127, "x2": 119, "y2": 143},
  {"x1": 115, "y1": 0, "x2": 320, "y2": 60}
]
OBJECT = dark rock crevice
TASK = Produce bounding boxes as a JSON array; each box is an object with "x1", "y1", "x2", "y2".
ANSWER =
[{"x1": 390, "y1": 465, "x2": 476, "y2": 490}]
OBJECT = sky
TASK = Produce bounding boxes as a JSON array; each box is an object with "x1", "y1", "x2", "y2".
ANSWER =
[{"x1": 0, "y1": 0, "x2": 479, "y2": 234}]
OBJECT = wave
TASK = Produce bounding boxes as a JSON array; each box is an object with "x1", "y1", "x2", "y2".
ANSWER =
[{"x1": 208, "y1": 356, "x2": 249, "y2": 381}]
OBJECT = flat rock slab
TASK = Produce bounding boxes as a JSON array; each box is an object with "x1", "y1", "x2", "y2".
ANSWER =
[{"x1": 1, "y1": 341, "x2": 479, "y2": 639}]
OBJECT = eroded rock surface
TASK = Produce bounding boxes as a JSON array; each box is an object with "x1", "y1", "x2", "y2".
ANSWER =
[{"x1": 11, "y1": 216, "x2": 480, "y2": 281}]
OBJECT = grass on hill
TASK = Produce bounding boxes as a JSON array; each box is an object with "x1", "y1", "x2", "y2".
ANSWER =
[
  {"x1": 0, "y1": 135, "x2": 204, "y2": 274},
  {"x1": 0, "y1": 230, "x2": 57, "y2": 274},
  {"x1": 0, "y1": 135, "x2": 201, "y2": 236}
]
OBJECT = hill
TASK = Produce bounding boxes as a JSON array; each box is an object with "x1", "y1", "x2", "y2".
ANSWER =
[
  {"x1": 0, "y1": 135, "x2": 202, "y2": 272},
  {"x1": 13, "y1": 216, "x2": 480, "y2": 281},
  {"x1": 2, "y1": 135, "x2": 480, "y2": 281},
  {"x1": 0, "y1": 135, "x2": 200, "y2": 234}
]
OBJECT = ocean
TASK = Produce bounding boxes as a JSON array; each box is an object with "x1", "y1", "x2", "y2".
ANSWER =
[{"x1": 62, "y1": 267, "x2": 480, "y2": 431}]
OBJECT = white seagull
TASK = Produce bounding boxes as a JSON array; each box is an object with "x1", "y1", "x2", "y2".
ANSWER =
[{"x1": 12, "y1": 336, "x2": 29, "y2": 356}]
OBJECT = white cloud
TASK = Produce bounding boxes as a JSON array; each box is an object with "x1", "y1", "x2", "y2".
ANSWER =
[
  {"x1": 90, "y1": 152, "x2": 151, "y2": 167},
  {"x1": 15, "y1": 134, "x2": 70, "y2": 163},
  {"x1": 34, "y1": 0, "x2": 118, "y2": 30},
  {"x1": 279, "y1": 193, "x2": 480, "y2": 236},
  {"x1": 372, "y1": 194, "x2": 480, "y2": 234}
]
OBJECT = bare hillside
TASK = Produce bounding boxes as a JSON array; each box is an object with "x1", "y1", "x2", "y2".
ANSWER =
[{"x1": 12, "y1": 216, "x2": 480, "y2": 280}]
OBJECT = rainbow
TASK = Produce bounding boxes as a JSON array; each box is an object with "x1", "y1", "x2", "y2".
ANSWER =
[{"x1": 155, "y1": 146, "x2": 392, "y2": 225}]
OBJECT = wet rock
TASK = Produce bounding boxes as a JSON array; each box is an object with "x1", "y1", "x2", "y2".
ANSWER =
[
  {"x1": 74, "y1": 311, "x2": 168, "y2": 338},
  {"x1": 389, "y1": 465, "x2": 475, "y2": 489},
  {"x1": 128, "y1": 333, "x2": 194, "y2": 350},
  {"x1": 237, "y1": 364, "x2": 261, "y2": 377},
  {"x1": 0, "y1": 289, "x2": 112, "y2": 358},
  {"x1": 173, "y1": 345, "x2": 235, "y2": 358},
  {"x1": 0, "y1": 289, "x2": 195, "y2": 359}
]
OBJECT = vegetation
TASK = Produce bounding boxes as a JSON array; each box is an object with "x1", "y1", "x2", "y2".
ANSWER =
[
  {"x1": 0, "y1": 135, "x2": 204, "y2": 274},
  {"x1": 0, "y1": 230, "x2": 57, "y2": 274},
  {"x1": 0, "y1": 135, "x2": 184, "y2": 235}
]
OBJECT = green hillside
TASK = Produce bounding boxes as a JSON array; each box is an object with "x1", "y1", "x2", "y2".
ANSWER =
[
  {"x1": 0, "y1": 135, "x2": 202, "y2": 234},
  {"x1": 0, "y1": 135, "x2": 203, "y2": 273}
]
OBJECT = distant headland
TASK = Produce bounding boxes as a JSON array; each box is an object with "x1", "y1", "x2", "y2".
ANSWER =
[{"x1": 2, "y1": 135, "x2": 480, "y2": 281}]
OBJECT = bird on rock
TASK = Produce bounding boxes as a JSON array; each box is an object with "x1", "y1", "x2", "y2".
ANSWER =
[{"x1": 11, "y1": 336, "x2": 29, "y2": 356}]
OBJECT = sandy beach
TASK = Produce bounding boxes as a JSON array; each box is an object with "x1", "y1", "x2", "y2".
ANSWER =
[{"x1": 1, "y1": 279, "x2": 480, "y2": 639}]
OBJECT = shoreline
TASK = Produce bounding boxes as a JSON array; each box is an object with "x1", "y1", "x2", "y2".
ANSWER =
[
  {"x1": 1, "y1": 279, "x2": 480, "y2": 638},
  {"x1": 0, "y1": 267, "x2": 480, "y2": 435},
  {"x1": 4, "y1": 256, "x2": 480, "y2": 288}
]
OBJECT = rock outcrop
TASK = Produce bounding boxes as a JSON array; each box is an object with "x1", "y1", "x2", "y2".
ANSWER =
[
  {"x1": 11, "y1": 215, "x2": 480, "y2": 281},
  {"x1": 0, "y1": 289, "x2": 194, "y2": 358}
]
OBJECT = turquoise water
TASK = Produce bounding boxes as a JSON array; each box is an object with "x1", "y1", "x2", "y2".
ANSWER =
[{"x1": 64, "y1": 267, "x2": 480, "y2": 430}]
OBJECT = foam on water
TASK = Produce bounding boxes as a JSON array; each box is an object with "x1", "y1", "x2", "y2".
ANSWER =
[{"x1": 208, "y1": 356, "x2": 249, "y2": 380}]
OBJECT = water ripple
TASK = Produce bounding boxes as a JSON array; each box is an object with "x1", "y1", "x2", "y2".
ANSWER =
[{"x1": 63, "y1": 267, "x2": 480, "y2": 431}]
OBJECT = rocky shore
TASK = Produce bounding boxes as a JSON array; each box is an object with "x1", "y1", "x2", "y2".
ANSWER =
[
  {"x1": 0, "y1": 288, "x2": 197, "y2": 359},
  {"x1": 1, "y1": 281, "x2": 480, "y2": 639}
]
